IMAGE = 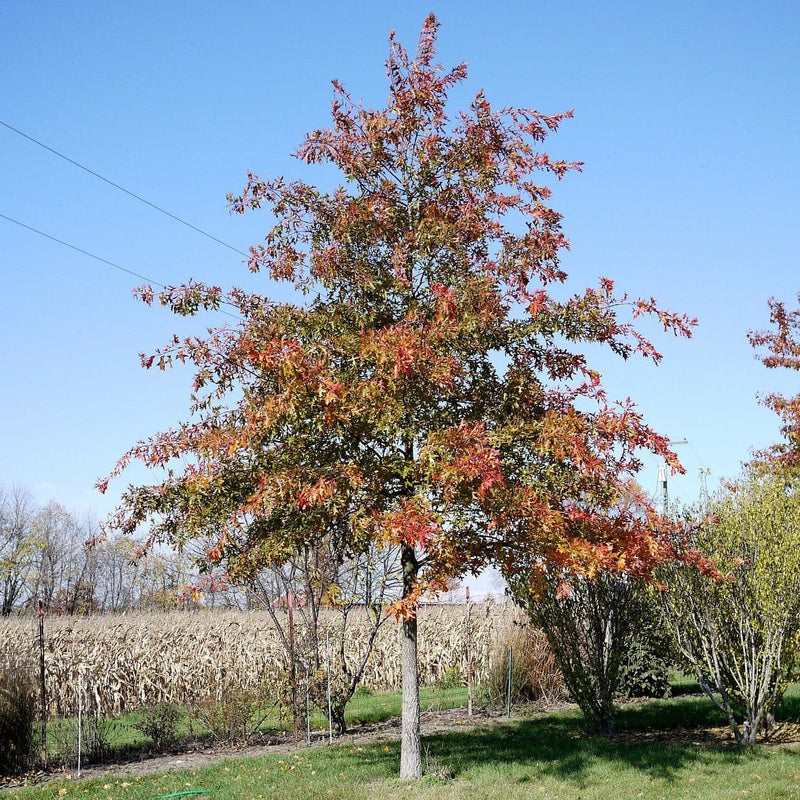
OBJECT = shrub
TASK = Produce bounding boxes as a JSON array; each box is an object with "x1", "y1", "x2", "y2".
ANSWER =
[
  {"x1": 435, "y1": 665, "x2": 463, "y2": 690},
  {"x1": 0, "y1": 661, "x2": 37, "y2": 776},
  {"x1": 190, "y1": 686, "x2": 265, "y2": 743},
  {"x1": 659, "y1": 470, "x2": 800, "y2": 746},
  {"x1": 135, "y1": 702, "x2": 181, "y2": 751},
  {"x1": 519, "y1": 571, "x2": 650, "y2": 737},
  {"x1": 49, "y1": 713, "x2": 119, "y2": 767},
  {"x1": 78, "y1": 715, "x2": 118, "y2": 764}
]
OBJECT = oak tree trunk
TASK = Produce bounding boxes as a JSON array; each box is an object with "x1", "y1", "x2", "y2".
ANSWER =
[{"x1": 399, "y1": 543, "x2": 422, "y2": 779}]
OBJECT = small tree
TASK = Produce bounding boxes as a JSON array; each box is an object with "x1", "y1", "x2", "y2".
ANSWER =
[
  {"x1": 659, "y1": 470, "x2": 800, "y2": 746},
  {"x1": 245, "y1": 540, "x2": 399, "y2": 734},
  {"x1": 0, "y1": 485, "x2": 37, "y2": 616},
  {"x1": 311, "y1": 546, "x2": 400, "y2": 734}
]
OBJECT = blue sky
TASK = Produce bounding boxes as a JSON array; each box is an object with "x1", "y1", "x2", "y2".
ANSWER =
[{"x1": 1, "y1": 0, "x2": 798, "y2": 526}]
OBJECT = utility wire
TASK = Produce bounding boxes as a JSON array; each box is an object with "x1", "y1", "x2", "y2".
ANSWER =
[
  {"x1": 0, "y1": 212, "x2": 241, "y2": 321},
  {"x1": 1, "y1": 212, "x2": 163, "y2": 287},
  {"x1": 687, "y1": 441, "x2": 708, "y2": 470},
  {"x1": 0, "y1": 119, "x2": 250, "y2": 258}
]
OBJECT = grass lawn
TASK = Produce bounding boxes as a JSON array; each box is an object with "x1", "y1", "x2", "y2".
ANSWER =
[{"x1": 7, "y1": 688, "x2": 800, "y2": 800}]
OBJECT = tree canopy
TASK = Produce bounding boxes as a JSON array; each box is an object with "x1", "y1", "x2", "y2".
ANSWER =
[{"x1": 749, "y1": 293, "x2": 800, "y2": 468}]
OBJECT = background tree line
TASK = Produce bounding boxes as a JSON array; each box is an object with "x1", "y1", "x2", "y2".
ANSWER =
[
  {"x1": 0, "y1": 484, "x2": 202, "y2": 615},
  {"x1": 0, "y1": 483, "x2": 402, "y2": 632}
]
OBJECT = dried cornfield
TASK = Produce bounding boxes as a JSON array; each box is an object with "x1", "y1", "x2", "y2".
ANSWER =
[{"x1": 0, "y1": 603, "x2": 520, "y2": 718}]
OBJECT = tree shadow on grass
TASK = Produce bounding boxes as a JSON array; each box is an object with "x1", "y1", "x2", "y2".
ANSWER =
[
  {"x1": 355, "y1": 703, "x2": 753, "y2": 789},
  {"x1": 615, "y1": 695, "x2": 727, "y2": 732}
]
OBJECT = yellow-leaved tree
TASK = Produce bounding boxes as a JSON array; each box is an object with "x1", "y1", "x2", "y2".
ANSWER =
[{"x1": 660, "y1": 469, "x2": 800, "y2": 746}]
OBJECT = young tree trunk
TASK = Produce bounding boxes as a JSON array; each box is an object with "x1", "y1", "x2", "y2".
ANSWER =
[
  {"x1": 400, "y1": 543, "x2": 422, "y2": 779},
  {"x1": 596, "y1": 714, "x2": 617, "y2": 739},
  {"x1": 330, "y1": 702, "x2": 348, "y2": 735},
  {"x1": 595, "y1": 676, "x2": 617, "y2": 739}
]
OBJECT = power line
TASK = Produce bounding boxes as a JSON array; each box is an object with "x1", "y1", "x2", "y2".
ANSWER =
[
  {"x1": 1, "y1": 212, "x2": 163, "y2": 287},
  {"x1": 0, "y1": 212, "x2": 241, "y2": 321},
  {"x1": 0, "y1": 119, "x2": 250, "y2": 259}
]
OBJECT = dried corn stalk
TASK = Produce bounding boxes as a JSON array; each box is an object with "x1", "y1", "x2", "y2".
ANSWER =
[{"x1": 0, "y1": 602, "x2": 519, "y2": 717}]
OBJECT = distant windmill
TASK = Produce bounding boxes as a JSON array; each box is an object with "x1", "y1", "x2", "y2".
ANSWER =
[{"x1": 698, "y1": 467, "x2": 711, "y2": 508}]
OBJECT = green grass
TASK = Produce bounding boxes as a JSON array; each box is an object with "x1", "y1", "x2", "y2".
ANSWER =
[
  {"x1": 776, "y1": 683, "x2": 800, "y2": 721},
  {"x1": 37, "y1": 685, "x2": 472, "y2": 764},
  {"x1": 8, "y1": 690, "x2": 800, "y2": 800},
  {"x1": 667, "y1": 669, "x2": 700, "y2": 696},
  {"x1": 344, "y1": 685, "x2": 469, "y2": 727}
]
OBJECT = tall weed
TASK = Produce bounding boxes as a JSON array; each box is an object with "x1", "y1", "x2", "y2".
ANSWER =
[
  {"x1": 484, "y1": 624, "x2": 564, "y2": 706},
  {"x1": 0, "y1": 660, "x2": 37, "y2": 775}
]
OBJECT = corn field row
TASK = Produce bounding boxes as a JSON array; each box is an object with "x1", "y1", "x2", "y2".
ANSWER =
[{"x1": 0, "y1": 603, "x2": 519, "y2": 718}]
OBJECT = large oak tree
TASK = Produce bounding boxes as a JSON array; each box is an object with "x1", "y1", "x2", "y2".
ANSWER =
[{"x1": 103, "y1": 16, "x2": 696, "y2": 777}]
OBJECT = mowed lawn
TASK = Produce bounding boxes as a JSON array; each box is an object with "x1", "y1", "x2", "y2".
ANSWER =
[{"x1": 6, "y1": 690, "x2": 800, "y2": 800}]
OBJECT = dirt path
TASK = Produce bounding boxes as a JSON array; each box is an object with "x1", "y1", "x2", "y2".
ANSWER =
[{"x1": 20, "y1": 706, "x2": 527, "y2": 787}]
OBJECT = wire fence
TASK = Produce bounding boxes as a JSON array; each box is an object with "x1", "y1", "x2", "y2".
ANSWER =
[{"x1": 27, "y1": 673, "x2": 518, "y2": 776}]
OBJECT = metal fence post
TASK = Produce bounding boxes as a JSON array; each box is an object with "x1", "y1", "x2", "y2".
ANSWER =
[
  {"x1": 38, "y1": 599, "x2": 47, "y2": 767},
  {"x1": 506, "y1": 644, "x2": 513, "y2": 719}
]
